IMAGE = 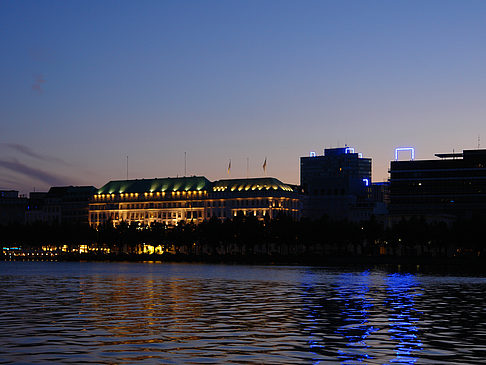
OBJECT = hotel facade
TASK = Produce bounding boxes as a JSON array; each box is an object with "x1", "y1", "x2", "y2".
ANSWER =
[{"x1": 89, "y1": 176, "x2": 301, "y2": 227}]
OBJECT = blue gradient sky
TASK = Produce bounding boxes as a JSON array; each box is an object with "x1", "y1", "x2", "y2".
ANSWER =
[{"x1": 2, "y1": 0, "x2": 486, "y2": 193}]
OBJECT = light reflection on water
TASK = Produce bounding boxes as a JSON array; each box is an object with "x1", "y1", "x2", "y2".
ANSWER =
[{"x1": 0, "y1": 262, "x2": 485, "y2": 364}]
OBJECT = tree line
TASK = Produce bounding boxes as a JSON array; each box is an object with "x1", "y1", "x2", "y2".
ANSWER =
[{"x1": 1, "y1": 214, "x2": 485, "y2": 257}]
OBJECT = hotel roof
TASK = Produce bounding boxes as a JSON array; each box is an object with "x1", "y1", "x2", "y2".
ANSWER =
[
  {"x1": 96, "y1": 176, "x2": 297, "y2": 195},
  {"x1": 212, "y1": 177, "x2": 295, "y2": 192},
  {"x1": 97, "y1": 176, "x2": 212, "y2": 194}
]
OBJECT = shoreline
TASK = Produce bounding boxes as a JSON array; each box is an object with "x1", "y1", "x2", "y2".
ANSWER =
[{"x1": 3, "y1": 253, "x2": 486, "y2": 273}]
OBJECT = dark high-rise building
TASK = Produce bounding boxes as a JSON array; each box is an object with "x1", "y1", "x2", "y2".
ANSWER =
[
  {"x1": 300, "y1": 147, "x2": 372, "y2": 220},
  {"x1": 389, "y1": 149, "x2": 486, "y2": 219}
]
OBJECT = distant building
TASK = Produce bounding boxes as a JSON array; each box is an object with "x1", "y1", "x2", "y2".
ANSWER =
[
  {"x1": 89, "y1": 176, "x2": 301, "y2": 227},
  {"x1": 25, "y1": 192, "x2": 48, "y2": 224},
  {"x1": 25, "y1": 186, "x2": 97, "y2": 225},
  {"x1": 370, "y1": 182, "x2": 389, "y2": 217},
  {"x1": 370, "y1": 182, "x2": 390, "y2": 205},
  {"x1": 0, "y1": 190, "x2": 27, "y2": 225},
  {"x1": 389, "y1": 148, "x2": 486, "y2": 220},
  {"x1": 300, "y1": 147, "x2": 372, "y2": 220}
]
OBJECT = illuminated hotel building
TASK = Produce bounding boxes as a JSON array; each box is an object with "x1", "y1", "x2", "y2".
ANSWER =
[
  {"x1": 209, "y1": 178, "x2": 300, "y2": 220},
  {"x1": 89, "y1": 176, "x2": 300, "y2": 227}
]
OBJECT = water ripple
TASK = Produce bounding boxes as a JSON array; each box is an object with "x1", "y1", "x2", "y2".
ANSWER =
[{"x1": 1, "y1": 262, "x2": 485, "y2": 364}]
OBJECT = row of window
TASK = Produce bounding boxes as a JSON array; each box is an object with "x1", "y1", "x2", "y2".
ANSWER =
[
  {"x1": 91, "y1": 204, "x2": 299, "y2": 223},
  {"x1": 121, "y1": 202, "x2": 188, "y2": 209},
  {"x1": 94, "y1": 191, "x2": 207, "y2": 201},
  {"x1": 91, "y1": 209, "x2": 205, "y2": 222},
  {"x1": 91, "y1": 198, "x2": 299, "y2": 211}
]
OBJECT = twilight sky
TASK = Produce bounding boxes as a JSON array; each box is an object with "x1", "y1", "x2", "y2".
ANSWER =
[{"x1": 1, "y1": 0, "x2": 486, "y2": 194}]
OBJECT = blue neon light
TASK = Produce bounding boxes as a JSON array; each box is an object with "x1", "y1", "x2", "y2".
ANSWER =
[
  {"x1": 395, "y1": 147, "x2": 415, "y2": 161},
  {"x1": 345, "y1": 147, "x2": 355, "y2": 154},
  {"x1": 362, "y1": 178, "x2": 369, "y2": 186},
  {"x1": 310, "y1": 151, "x2": 316, "y2": 157}
]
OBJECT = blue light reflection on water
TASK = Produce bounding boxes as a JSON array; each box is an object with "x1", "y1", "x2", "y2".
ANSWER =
[
  {"x1": 333, "y1": 271, "x2": 377, "y2": 364},
  {"x1": 384, "y1": 273, "x2": 422, "y2": 364},
  {"x1": 299, "y1": 270, "x2": 379, "y2": 364},
  {"x1": 300, "y1": 269, "x2": 425, "y2": 364},
  {"x1": 299, "y1": 268, "x2": 326, "y2": 363}
]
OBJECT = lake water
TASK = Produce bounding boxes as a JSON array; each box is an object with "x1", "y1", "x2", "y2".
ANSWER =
[{"x1": 0, "y1": 261, "x2": 485, "y2": 364}]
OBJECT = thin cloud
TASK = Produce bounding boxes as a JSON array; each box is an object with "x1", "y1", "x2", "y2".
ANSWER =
[
  {"x1": 32, "y1": 74, "x2": 46, "y2": 93},
  {"x1": 0, "y1": 159, "x2": 69, "y2": 186},
  {"x1": 0, "y1": 177, "x2": 21, "y2": 188},
  {"x1": 3, "y1": 143, "x2": 69, "y2": 165}
]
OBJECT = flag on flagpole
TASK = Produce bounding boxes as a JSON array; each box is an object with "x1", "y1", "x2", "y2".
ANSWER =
[
  {"x1": 262, "y1": 157, "x2": 267, "y2": 174},
  {"x1": 227, "y1": 159, "x2": 231, "y2": 175}
]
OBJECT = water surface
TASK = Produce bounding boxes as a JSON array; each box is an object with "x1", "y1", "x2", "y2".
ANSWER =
[{"x1": 1, "y1": 261, "x2": 485, "y2": 364}]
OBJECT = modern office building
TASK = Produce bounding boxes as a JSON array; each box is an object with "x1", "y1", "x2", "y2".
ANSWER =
[
  {"x1": 89, "y1": 176, "x2": 301, "y2": 227},
  {"x1": 300, "y1": 147, "x2": 372, "y2": 220},
  {"x1": 389, "y1": 148, "x2": 486, "y2": 219}
]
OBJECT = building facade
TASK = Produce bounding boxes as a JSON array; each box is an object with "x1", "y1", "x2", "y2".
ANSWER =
[
  {"x1": 210, "y1": 178, "x2": 301, "y2": 220},
  {"x1": 25, "y1": 186, "x2": 97, "y2": 225},
  {"x1": 300, "y1": 147, "x2": 372, "y2": 220},
  {"x1": 89, "y1": 176, "x2": 301, "y2": 227},
  {"x1": 389, "y1": 149, "x2": 486, "y2": 220},
  {"x1": 0, "y1": 190, "x2": 27, "y2": 225}
]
